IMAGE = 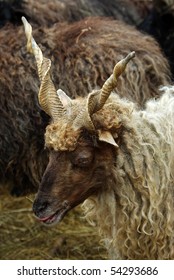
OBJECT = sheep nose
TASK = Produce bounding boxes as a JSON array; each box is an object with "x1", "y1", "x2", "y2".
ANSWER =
[{"x1": 32, "y1": 198, "x2": 49, "y2": 217}]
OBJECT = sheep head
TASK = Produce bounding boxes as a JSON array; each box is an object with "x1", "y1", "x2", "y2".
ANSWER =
[{"x1": 22, "y1": 17, "x2": 135, "y2": 225}]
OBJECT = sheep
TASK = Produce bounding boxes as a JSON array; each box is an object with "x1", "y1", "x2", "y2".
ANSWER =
[
  {"x1": 23, "y1": 17, "x2": 174, "y2": 260},
  {"x1": 0, "y1": 0, "x2": 151, "y2": 28},
  {"x1": 0, "y1": 16, "x2": 171, "y2": 196}
]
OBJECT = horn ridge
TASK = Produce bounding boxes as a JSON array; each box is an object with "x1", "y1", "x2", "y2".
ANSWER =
[
  {"x1": 38, "y1": 57, "x2": 66, "y2": 119},
  {"x1": 73, "y1": 52, "x2": 135, "y2": 131},
  {"x1": 73, "y1": 96, "x2": 96, "y2": 131},
  {"x1": 22, "y1": 16, "x2": 65, "y2": 121},
  {"x1": 97, "y1": 51, "x2": 135, "y2": 112}
]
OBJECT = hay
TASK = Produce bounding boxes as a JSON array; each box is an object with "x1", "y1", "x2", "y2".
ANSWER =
[{"x1": 0, "y1": 186, "x2": 107, "y2": 260}]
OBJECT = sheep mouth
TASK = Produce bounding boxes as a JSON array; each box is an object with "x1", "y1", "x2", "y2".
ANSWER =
[{"x1": 38, "y1": 206, "x2": 70, "y2": 225}]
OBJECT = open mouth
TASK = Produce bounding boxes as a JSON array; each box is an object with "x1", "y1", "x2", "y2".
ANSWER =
[{"x1": 37, "y1": 206, "x2": 70, "y2": 225}]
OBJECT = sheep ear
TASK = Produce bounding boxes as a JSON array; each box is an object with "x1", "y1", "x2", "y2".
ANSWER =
[
  {"x1": 57, "y1": 89, "x2": 72, "y2": 107},
  {"x1": 98, "y1": 130, "x2": 119, "y2": 147}
]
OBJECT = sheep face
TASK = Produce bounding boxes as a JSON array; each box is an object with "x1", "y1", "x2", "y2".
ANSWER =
[
  {"x1": 33, "y1": 129, "x2": 114, "y2": 225},
  {"x1": 32, "y1": 87, "x2": 132, "y2": 225}
]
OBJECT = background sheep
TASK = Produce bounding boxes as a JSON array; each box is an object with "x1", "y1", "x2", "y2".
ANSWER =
[
  {"x1": 21, "y1": 0, "x2": 174, "y2": 78},
  {"x1": 23, "y1": 18, "x2": 174, "y2": 259},
  {"x1": 0, "y1": 16, "x2": 171, "y2": 196},
  {"x1": 27, "y1": 0, "x2": 174, "y2": 80},
  {"x1": 0, "y1": 0, "x2": 152, "y2": 28}
]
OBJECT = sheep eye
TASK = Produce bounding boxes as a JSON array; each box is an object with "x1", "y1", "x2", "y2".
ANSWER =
[
  {"x1": 70, "y1": 148, "x2": 94, "y2": 168},
  {"x1": 76, "y1": 156, "x2": 91, "y2": 167}
]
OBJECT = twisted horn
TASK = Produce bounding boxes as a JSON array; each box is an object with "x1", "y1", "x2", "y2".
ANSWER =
[
  {"x1": 96, "y1": 51, "x2": 135, "y2": 112},
  {"x1": 73, "y1": 91, "x2": 98, "y2": 131},
  {"x1": 22, "y1": 16, "x2": 66, "y2": 121},
  {"x1": 73, "y1": 52, "x2": 135, "y2": 131}
]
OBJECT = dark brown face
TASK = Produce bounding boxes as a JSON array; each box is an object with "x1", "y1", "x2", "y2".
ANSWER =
[{"x1": 33, "y1": 139, "x2": 114, "y2": 225}]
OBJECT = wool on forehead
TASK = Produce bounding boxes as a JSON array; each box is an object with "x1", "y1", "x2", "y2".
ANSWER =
[{"x1": 45, "y1": 94, "x2": 135, "y2": 151}]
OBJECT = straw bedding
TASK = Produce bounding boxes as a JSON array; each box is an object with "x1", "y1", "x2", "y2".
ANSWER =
[{"x1": 0, "y1": 185, "x2": 106, "y2": 260}]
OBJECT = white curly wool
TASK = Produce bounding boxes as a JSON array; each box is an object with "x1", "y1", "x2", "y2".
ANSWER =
[{"x1": 83, "y1": 87, "x2": 174, "y2": 259}]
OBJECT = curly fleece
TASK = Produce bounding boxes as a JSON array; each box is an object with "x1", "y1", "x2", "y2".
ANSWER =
[{"x1": 81, "y1": 88, "x2": 174, "y2": 259}]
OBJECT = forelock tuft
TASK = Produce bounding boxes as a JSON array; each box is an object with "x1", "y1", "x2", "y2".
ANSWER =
[{"x1": 45, "y1": 122, "x2": 81, "y2": 151}]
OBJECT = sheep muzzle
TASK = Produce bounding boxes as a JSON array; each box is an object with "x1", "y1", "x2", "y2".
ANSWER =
[{"x1": 33, "y1": 195, "x2": 71, "y2": 225}]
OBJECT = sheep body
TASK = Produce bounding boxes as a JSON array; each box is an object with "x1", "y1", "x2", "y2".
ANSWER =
[
  {"x1": 0, "y1": 17, "x2": 171, "y2": 195},
  {"x1": 82, "y1": 87, "x2": 174, "y2": 259}
]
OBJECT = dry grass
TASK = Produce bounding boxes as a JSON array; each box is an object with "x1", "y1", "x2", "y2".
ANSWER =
[{"x1": 0, "y1": 186, "x2": 107, "y2": 260}]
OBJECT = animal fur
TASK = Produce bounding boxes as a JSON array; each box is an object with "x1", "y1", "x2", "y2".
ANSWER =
[
  {"x1": 0, "y1": 17, "x2": 171, "y2": 195},
  {"x1": 82, "y1": 87, "x2": 174, "y2": 259},
  {"x1": 35, "y1": 86, "x2": 174, "y2": 259},
  {"x1": 23, "y1": 0, "x2": 152, "y2": 27},
  {"x1": 0, "y1": 0, "x2": 152, "y2": 27},
  {"x1": 22, "y1": 18, "x2": 174, "y2": 259}
]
